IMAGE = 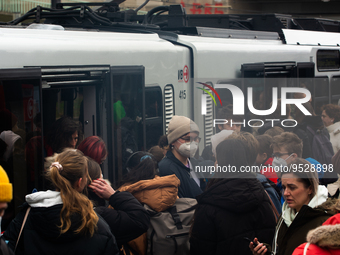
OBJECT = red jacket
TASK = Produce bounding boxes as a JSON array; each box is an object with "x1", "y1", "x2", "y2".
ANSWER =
[
  {"x1": 260, "y1": 157, "x2": 278, "y2": 184},
  {"x1": 292, "y1": 214, "x2": 340, "y2": 255}
]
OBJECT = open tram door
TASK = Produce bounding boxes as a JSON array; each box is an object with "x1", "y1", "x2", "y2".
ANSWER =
[
  {"x1": 0, "y1": 68, "x2": 42, "y2": 226},
  {"x1": 39, "y1": 65, "x2": 146, "y2": 186}
]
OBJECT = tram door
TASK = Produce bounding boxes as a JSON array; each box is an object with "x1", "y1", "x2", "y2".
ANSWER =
[
  {"x1": 0, "y1": 68, "x2": 42, "y2": 226},
  {"x1": 40, "y1": 65, "x2": 145, "y2": 186}
]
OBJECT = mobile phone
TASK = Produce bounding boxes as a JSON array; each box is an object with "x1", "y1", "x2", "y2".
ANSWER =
[{"x1": 243, "y1": 237, "x2": 258, "y2": 248}]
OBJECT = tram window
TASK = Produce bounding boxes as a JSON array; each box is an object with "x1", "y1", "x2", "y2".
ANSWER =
[
  {"x1": 331, "y1": 76, "x2": 340, "y2": 95},
  {"x1": 331, "y1": 76, "x2": 340, "y2": 105},
  {"x1": 215, "y1": 79, "x2": 243, "y2": 129},
  {"x1": 145, "y1": 87, "x2": 162, "y2": 118},
  {"x1": 314, "y1": 77, "x2": 329, "y2": 115},
  {"x1": 317, "y1": 50, "x2": 340, "y2": 71},
  {"x1": 216, "y1": 79, "x2": 242, "y2": 107},
  {"x1": 145, "y1": 86, "x2": 163, "y2": 150}
]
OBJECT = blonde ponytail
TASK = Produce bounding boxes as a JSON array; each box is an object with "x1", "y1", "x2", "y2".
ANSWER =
[{"x1": 47, "y1": 149, "x2": 98, "y2": 236}]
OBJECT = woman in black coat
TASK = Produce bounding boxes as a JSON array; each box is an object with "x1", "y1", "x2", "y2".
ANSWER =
[
  {"x1": 3, "y1": 149, "x2": 118, "y2": 255},
  {"x1": 190, "y1": 139, "x2": 276, "y2": 255}
]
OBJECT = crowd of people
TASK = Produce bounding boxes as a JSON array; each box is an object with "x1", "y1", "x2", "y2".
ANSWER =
[{"x1": 0, "y1": 101, "x2": 340, "y2": 255}]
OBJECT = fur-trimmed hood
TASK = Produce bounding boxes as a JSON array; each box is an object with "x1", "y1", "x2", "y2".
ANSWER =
[
  {"x1": 307, "y1": 213, "x2": 340, "y2": 249},
  {"x1": 307, "y1": 224, "x2": 340, "y2": 248},
  {"x1": 292, "y1": 213, "x2": 340, "y2": 255}
]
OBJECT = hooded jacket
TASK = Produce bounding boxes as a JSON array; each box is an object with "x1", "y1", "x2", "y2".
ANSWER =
[
  {"x1": 118, "y1": 174, "x2": 180, "y2": 255},
  {"x1": 159, "y1": 151, "x2": 203, "y2": 198},
  {"x1": 3, "y1": 190, "x2": 119, "y2": 255},
  {"x1": 292, "y1": 213, "x2": 340, "y2": 255},
  {"x1": 271, "y1": 186, "x2": 333, "y2": 255},
  {"x1": 189, "y1": 175, "x2": 276, "y2": 255}
]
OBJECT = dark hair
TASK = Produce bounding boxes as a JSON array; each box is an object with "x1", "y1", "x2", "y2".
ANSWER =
[
  {"x1": 227, "y1": 132, "x2": 259, "y2": 164},
  {"x1": 216, "y1": 139, "x2": 250, "y2": 170},
  {"x1": 119, "y1": 151, "x2": 158, "y2": 187},
  {"x1": 86, "y1": 156, "x2": 105, "y2": 207},
  {"x1": 78, "y1": 136, "x2": 107, "y2": 164},
  {"x1": 47, "y1": 116, "x2": 82, "y2": 153},
  {"x1": 148, "y1": 145, "x2": 164, "y2": 163},
  {"x1": 207, "y1": 139, "x2": 251, "y2": 189},
  {"x1": 0, "y1": 109, "x2": 17, "y2": 132},
  {"x1": 86, "y1": 156, "x2": 101, "y2": 180},
  {"x1": 158, "y1": 135, "x2": 168, "y2": 148},
  {"x1": 256, "y1": 134, "x2": 273, "y2": 158},
  {"x1": 217, "y1": 104, "x2": 243, "y2": 121},
  {"x1": 264, "y1": 126, "x2": 284, "y2": 137},
  {"x1": 321, "y1": 104, "x2": 340, "y2": 123}
]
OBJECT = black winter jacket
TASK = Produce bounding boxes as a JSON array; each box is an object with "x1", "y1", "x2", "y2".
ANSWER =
[
  {"x1": 159, "y1": 151, "x2": 203, "y2": 199},
  {"x1": 3, "y1": 191, "x2": 119, "y2": 255},
  {"x1": 94, "y1": 191, "x2": 150, "y2": 247},
  {"x1": 190, "y1": 175, "x2": 276, "y2": 255},
  {"x1": 275, "y1": 204, "x2": 332, "y2": 255}
]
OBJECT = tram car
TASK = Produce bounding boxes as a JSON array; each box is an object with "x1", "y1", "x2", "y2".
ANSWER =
[{"x1": 1, "y1": 2, "x2": 340, "y2": 211}]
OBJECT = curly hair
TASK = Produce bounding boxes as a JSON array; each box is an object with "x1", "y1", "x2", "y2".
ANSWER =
[{"x1": 47, "y1": 116, "x2": 81, "y2": 153}]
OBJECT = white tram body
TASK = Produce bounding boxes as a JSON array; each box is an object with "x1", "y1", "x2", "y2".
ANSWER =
[{"x1": 1, "y1": 6, "x2": 340, "y2": 199}]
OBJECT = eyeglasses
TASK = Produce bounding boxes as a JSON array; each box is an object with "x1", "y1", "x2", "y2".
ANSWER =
[
  {"x1": 180, "y1": 136, "x2": 201, "y2": 143},
  {"x1": 272, "y1": 152, "x2": 291, "y2": 160}
]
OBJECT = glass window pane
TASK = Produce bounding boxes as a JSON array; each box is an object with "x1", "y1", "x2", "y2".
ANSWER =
[{"x1": 145, "y1": 87, "x2": 163, "y2": 150}]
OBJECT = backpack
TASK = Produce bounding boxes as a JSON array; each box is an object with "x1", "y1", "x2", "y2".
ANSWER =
[
  {"x1": 145, "y1": 198, "x2": 197, "y2": 255},
  {"x1": 306, "y1": 126, "x2": 334, "y2": 165}
]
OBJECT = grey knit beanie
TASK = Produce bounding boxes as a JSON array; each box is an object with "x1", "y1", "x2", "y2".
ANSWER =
[{"x1": 167, "y1": 116, "x2": 200, "y2": 145}]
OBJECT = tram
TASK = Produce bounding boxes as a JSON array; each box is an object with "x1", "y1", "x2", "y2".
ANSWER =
[{"x1": 1, "y1": 2, "x2": 340, "y2": 212}]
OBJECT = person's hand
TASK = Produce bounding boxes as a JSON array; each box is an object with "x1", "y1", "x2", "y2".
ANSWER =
[
  {"x1": 249, "y1": 238, "x2": 268, "y2": 255},
  {"x1": 88, "y1": 179, "x2": 115, "y2": 200}
]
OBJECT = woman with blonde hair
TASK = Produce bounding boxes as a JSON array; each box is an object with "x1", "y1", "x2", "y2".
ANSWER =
[
  {"x1": 3, "y1": 149, "x2": 118, "y2": 255},
  {"x1": 251, "y1": 158, "x2": 333, "y2": 255}
]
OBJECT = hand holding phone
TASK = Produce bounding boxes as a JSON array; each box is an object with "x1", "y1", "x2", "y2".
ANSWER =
[{"x1": 246, "y1": 237, "x2": 269, "y2": 255}]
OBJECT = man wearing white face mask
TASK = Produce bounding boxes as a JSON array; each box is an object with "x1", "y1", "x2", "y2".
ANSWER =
[
  {"x1": 272, "y1": 132, "x2": 325, "y2": 205},
  {"x1": 159, "y1": 116, "x2": 203, "y2": 198}
]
